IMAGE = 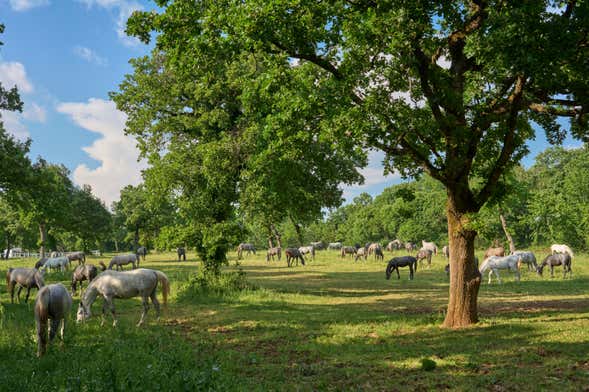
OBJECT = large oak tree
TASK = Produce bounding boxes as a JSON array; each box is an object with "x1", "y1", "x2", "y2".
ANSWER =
[{"x1": 122, "y1": 1, "x2": 588, "y2": 326}]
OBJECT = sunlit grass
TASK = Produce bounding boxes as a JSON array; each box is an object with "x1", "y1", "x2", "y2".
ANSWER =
[{"x1": 1, "y1": 248, "x2": 588, "y2": 390}]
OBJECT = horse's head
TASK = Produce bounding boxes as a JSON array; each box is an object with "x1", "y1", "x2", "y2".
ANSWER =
[
  {"x1": 76, "y1": 301, "x2": 90, "y2": 323},
  {"x1": 536, "y1": 265, "x2": 544, "y2": 276},
  {"x1": 385, "y1": 261, "x2": 394, "y2": 280}
]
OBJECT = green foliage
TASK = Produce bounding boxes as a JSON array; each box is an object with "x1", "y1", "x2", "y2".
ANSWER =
[
  {"x1": 177, "y1": 268, "x2": 255, "y2": 301},
  {"x1": 421, "y1": 358, "x2": 437, "y2": 371}
]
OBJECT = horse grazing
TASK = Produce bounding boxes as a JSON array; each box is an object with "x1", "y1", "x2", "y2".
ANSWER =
[
  {"x1": 299, "y1": 246, "x2": 315, "y2": 261},
  {"x1": 421, "y1": 241, "x2": 438, "y2": 255},
  {"x1": 77, "y1": 268, "x2": 170, "y2": 327},
  {"x1": 310, "y1": 241, "x2": 325, "y2": 250},
  {"x1": 67, "y1": 251, "x2": 86, "y2": 266},
  {"x1": 340, "y1": 246, "x2": 357, "y2": 258},
  {"x1": 34, "y1": 257, "x2": 47, "y2": 269},
  {"x1": 237, "y1": 243, "x2": 256, "y2": 260},
  {"x1": 537, "y1": 253, "x2": 572, "y2": 278},
  {"x1": 71, "y1": 262, "x2": 107, "y2": 295},
  {"x1": 50, "y1": 251, "x2": 61, "y2": 258},
  {"x1": 285, "y1": 248, "x2": 306, "y2": 267},
  {"x1": 42, "y1": 256, "x2": 71, "y2": 273},
  {"x1": 416, "y1": 249, "x2": 433, "y2": 269},
  {"x1": 551, "y1": 244, "x2": 574, "y2": 259},
  {"x1": 327, "y1": 242, "x2": 342, "y2": 250},
  {"x1": 484, "y1": 246, "x2": 505, "y2": 259},
  {"x1": 136, "y1": 246, "x2": 147, "y2": 262},
  {"x1": 512, "y1": 251, "x2": 537, "y2": 271},
  {"x1": 385, "y1": 256, "x2": 417, "y2": 280},
  {"x1": 479, "y1": 254, "x2": 521, "y2": 284},
  {"x1": 386, "y1": 239, "x2": 403, "y2": 252},
  {"x1": 266, "y1": 247, "x2": 282, "y2": 262},
  {"x1": 442, "y1": 245, "x2": 449, "y2": 258},
  {"x1": 368, "y1": 243, "x2": 384, "y2": 261},
  {"x1": 35, "y1": 283, "x2": 72, "y2": 357},
  {"x1": 6, "y1": 267, "x2": 45, "y2": 303},
  {"x1": 405, "y1": 242, "x2": 416, "y2": 252},
  {"x1": 108, "y1": 254, "x2": 138, "y2": 270},
  {"x1": 177, "y1": 247, "x2": 186, "y2": 261},
  {"x1": 355, "y1": 247, "x2": 367, "y2": 262}
]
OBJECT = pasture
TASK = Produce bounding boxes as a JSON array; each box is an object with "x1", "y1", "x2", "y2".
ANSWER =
[{"x1": 1, "y1": 250, "x2": 588, "y2": 391}]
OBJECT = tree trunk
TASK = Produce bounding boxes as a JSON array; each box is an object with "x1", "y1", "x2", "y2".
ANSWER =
[
  {"x1": 443, "y1": 194, "x2": 481, "y2": 328},
  {"x1": 114, "y1": 238, "x2": 119, "y2": 252},
  {"x1": 39, "y1": 223, "x2": 47, "y2": 258},
  {"x1": 267, "y1": 224, "x2": 274, "y2": 249},
  {"x1": 499, "y1": 210, "x2": 516, "y2": 254},
  {"x1": 290, "y1": 216, "x2": 304, "y2": 246},
  {"x1": 134, "y1": 226, "x2": 139, "y2": 252},
  {"x1": 271, "y1": 224, "x2": 282, "y2": 248}
]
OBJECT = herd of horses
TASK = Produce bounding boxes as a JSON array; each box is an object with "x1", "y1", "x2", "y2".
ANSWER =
[
  {"x1": 3, "y1": 240, "x2": 575, "y2": 357},
  {"x1": 237, "y1": 240, "x2": 575, "y2": 283},
  {"x1": 5, "y1": 249, "x2": 169, "y2": 357}
]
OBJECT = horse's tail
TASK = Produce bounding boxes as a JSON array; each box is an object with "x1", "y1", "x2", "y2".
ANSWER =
[
  {"x1": 98, "y1": 261, "x2": 107, "y2": 271},
  {"x1": 35, "y1": 286, "x2": 50, "y2": 357},
  {"x1": 154, "y1": 270, "x2": 170, "y2": 309},
  {"x1": 567, "y1": 246, "x2": 574, "y2": 258}
]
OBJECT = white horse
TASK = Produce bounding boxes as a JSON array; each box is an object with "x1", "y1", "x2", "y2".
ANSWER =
[
  {"x1": 421, "y1": 240, "x2": 438, "y2": 255},
  {"x1": 42, "y1": 256, "x2": 71, "y2": 272},
  {"x1": 327, "y1": 242, "x2": 342, "y2": 250},
  {"x1": 512, "y1": 251, "x2": 537, "y2": 271},
  {"x1": 299, "y1": 246, "x2": 315, "y2": 261},
  {"x1": 77, "y1": 268, "x2": 170, "y2": 327},
  {"x1": 551, "y1": 244, "x2": 574, "y2": 259},
  {"x1": 479, "y1": 255, "x2": 522, "y2": 284},
  {"x1": 35, "y1": 283, "x2": 72, "y2": 357}
]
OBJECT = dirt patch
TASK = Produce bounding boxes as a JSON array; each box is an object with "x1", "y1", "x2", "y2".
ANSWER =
[{"x1": 480, "y1": 299, "x2": 589, "y2": 315}]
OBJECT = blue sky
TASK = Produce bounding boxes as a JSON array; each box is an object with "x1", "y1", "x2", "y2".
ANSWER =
[{"x1": 0, "y1": 0, "x2": 582, "y2": 207}]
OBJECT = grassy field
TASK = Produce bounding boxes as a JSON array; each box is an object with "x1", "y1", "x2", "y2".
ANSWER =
[{"x1": 1, "y1": 249, "x2": 588, "y2": 391}]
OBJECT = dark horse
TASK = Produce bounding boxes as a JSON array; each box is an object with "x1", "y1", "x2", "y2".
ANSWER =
[
  {"x1": 385, "y1": 256, "x2": 417, "y2": 280},
  {"x1": 177, "y1": 247, "x2": 186, "y2": 261},
  {"x1": 285, "y1": 248, "x2": 306, "y2": 267},
  {"x1": 537, "y1": 253, "x2": 572, "y2": 278},
  {"x1": 71, "y1": 262, "x2": 106, "y2": 295}
]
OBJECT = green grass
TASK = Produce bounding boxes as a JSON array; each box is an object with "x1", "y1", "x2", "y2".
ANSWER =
[{"x1": 1, "y1": 249, "x2": 588, "y2": 391}]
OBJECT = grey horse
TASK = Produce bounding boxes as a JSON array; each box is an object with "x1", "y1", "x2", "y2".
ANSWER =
[
  {"x1": 108, "y1": 254, "x2": 138, "y2": 270},
  {"x1": 6, "y1": 267, "x2": 45, "y2": 303},
  {"x1": 285, "y1": 248, "x2": 306, "y2": 267},
  {"x1": 71, "y1": 262, "x2": 107, "y2": 295},
  {"x1": 136, "y1": 246, "x2": 147, "y2": 262},
  {"x1": 237, "y1": 243, "x2": 256, "y2": 260},
  {"x1": 35, "y1": 283, "x2": 72, "y2": 357},
  {"x1": 266, "y1": 247, "x2": 282, "y2": 262},
  {"x1": 67, "y1": 251, "x2": 86, "y2": 265}
]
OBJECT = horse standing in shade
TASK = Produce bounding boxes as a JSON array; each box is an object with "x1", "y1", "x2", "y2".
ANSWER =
[
  {"x1": 35, "y1": 283, "x2": 72, "y2": 357},
  {"x1": 355, "y1": 247, "x2": 367, "y2": 262},
  {"x1": 108, "y1": 254, "x2": 138, "y2": 270},
  {"x1": 299, "y1": 246, "x2": 315, "y2": 261},
  {"x1": 77, "y1": 268, "x2": 170, "y2": 327},
  {"x1": 512, "y1": 251, "x2": 537, "y2": 271},
  {"x1": 42, "y1": 256, "x2": 71, "y2": 272},
  {"x1": 442, "y1": 245, "x2": 449, "y2": 258},
  {"x1": 7, "y1": 267, "x2": 45, "y2": 303},
  {"x1": 285, "y1": 248, "x2": 305, "y2": 267},
  {"x1": 416, "y1": 249, "x2": 433, "y2": 269},
  {"x1": 551, "y1": 244, "x2": 574, "y2": 259},
  {"x1": 237, "y1": 243, "x2": 256, "y2": 260},
  {"x1": 368, "y1": 243, "x2": 384, "y2": 261},
  {"x1": 386, "y1": 239, "x2": 403, "y2": 252},
  {"x1": 405, "y1": 242, "x2": 416, "y2": 252},
  {"x1": 484, "y1": 246, "x2": 505, "y2": 259},
  {"x1": 421, "y1": 241, "x2": 438, "y2": 255},
  {"x1": 177, "y1": 247, "x2": 186, "y2": 261},
  {"x1": 266, "y1": 247, "x2": 282, "y2": 262},
  {"x1": 328, "y1": 242, "x2": 343, "y2": 250},
  {"x1": 340, "y1": 246, "x2": 357, "y2": 258},
  {"x1": 67, "y1": 251, "x2": 86, "y2": 266},
  {"x1": 537, "y1": 253, "x2": 572, "y2": 278},
  {"x1": 479, "y1": 254, "x2": 522, "y2": 284},
  {"x1": 385, "y1": 256, "x2": 417, "y2": 280},
  {"x1": 71, "y1": 262, "x2": 107, "y2": 295},
  {"x1": 136, "y1": 246, "x2": 147, "y2": 262}
]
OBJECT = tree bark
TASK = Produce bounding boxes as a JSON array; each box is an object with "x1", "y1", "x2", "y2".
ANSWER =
[
  {"x1": 499, "y1": 210, "x2": 516, "y2": 254},
  {"x1": 443, "y1": 193, "x2": 481, "y2": 328},
  {"x1": 39, "y1": 223, "x2": 47, "y2": 258},
  {"x1": 134, "y1": 226, "x2": 139, "y2": 252},
  {"x1": 271, "y1": 224, "x2": 282, "y2": 248},
  {"x1": 114, "y1": 238, "x2": 119, "y2": 252},
  {"x1": 267, "y1": 224, "x2": 274, "y2": 249},
  {"x1": 290, "y1": 216, "x2": 304, "y2": 246}
]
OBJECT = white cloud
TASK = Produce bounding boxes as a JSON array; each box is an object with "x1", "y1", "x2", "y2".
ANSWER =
[
  {"x1": 340, "y1": 150, "x2": 401, "y2": 202},
  {"x1": 78, "y1": 0, "x2": 143, "y2": 47},
  {"x1": 8, "y1": 0, "x2": 49, "y2": 11},
  {"x1": 56, "y1": 98, "x2": 146, "y2": 206},
  {"x1": 1, "y1": 102, "x2": 47, "y2": 140},
  {"x1": 73, "y1": 46, "x2": 108, "y2": 66},
  {"x1": 0, "y1": 61, "x2": 33, "y2": 94}
]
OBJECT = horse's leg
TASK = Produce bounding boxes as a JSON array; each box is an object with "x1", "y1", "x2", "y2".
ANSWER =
[
  {"x1": 60, "y1": 317, "x2": 66, "y2": 341},
  {"x1": 17, "y1": 285, "x2": 23, "y2": 303},
  {"x1": 151, "y1": 290, "x2": 161, "y2": 319},
  {"x1": 9, "y1": 281, "x2": 14, "y2": 303},
  {"x1": 106, "y1": 296, "x2": 117, "y2": 327},
  {"x1": 396, "y1": 267, "x2": 400, "y2": 280},
  {"x1": 495, "y1": 269, "x2": 502, "y2": 284},
  {"x1": 49, "y1": 318, "x2": 60, "y2": 342},
  {"x1": 101, "y1": 298, "x2": 108, "y2": 326},
  {"x1": 488, "y1": 270, "x2": 493, "y2": 284},
  {"x1": 550, "y1": 265, "x2": 554, "y2": 278},
  {"x1": 25, "y1": 286, "x2": 32, "y2": 303},
  {"x1": 137, "y1": 295, "x2": 149, "y2": 327},
  {"x1": 409, "y1": 265, "x2": 414, "y2": 280}
]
